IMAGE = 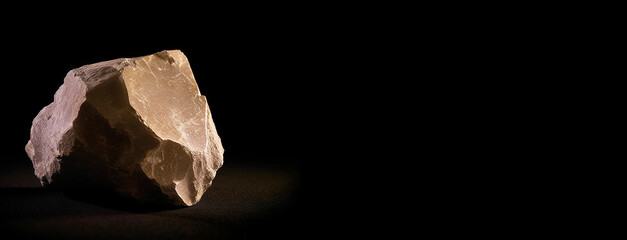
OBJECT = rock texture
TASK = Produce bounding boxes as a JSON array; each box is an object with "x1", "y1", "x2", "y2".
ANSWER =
[{"x1": 25, "y1": 50, "x2": 224, "y2": 206}]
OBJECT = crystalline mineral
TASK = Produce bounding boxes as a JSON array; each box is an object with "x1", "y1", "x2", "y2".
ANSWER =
[{"x1": 25, "y1": 50, "x2": 224, "y2": 206}]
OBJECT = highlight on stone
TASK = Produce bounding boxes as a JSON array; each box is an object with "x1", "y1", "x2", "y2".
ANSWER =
[{"x1": 25, "y1": 50, "x2": 224, "y2": 206}]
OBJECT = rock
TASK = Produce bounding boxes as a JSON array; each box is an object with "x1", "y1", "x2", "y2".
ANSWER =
[{"x1": 25, "y1": 50, "x2": 224, "y2": 206}]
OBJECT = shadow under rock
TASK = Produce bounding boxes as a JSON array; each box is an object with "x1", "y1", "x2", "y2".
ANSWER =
[{"x1": 62, "y1": 189, "x2": 185, "y2": 213}]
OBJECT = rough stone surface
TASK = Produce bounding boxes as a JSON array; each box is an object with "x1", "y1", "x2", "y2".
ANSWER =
[{"x1": 25, "y1": 50, "x2": 224, "y2": 206}]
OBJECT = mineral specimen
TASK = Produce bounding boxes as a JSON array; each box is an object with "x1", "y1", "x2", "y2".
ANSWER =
[{"x1": 25, "y1": 50, "x2": 224, "y2": 206}]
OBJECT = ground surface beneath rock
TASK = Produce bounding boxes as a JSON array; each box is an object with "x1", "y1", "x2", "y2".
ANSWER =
[{"x1": 0, "y1": 157, "x2": 302, "y2": 240}]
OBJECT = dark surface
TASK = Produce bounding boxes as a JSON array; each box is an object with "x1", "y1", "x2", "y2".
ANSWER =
[{"x1": 0, "y1": 158, "x2": 302, "y2": 239}]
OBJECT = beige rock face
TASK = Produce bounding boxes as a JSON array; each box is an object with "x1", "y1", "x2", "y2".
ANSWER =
[{"x1": 25, "y1": 50, "x2": 224, "y2": 206}]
